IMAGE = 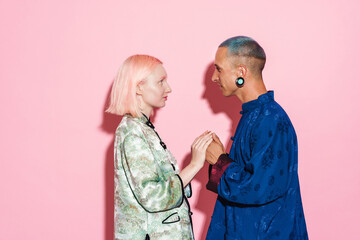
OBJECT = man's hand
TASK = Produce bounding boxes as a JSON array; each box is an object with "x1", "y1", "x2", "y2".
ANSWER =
[{"x1": 206, "y1": 133, "x2": 226, "y2": 165}]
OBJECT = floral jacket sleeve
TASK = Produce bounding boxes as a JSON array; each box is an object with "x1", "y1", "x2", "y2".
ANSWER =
[{"x1": 122, "y1": 131, "x2": 184, "y2": 212}]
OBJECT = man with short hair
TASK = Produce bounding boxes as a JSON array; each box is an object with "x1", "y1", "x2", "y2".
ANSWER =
[{"x1": 205, "y1": 36, "x2": 308, "y2": 239}]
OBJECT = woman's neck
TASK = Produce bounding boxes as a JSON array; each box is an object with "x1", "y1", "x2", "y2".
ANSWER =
[{"x1": 141, "y1": 107, "x2": 152, "y2": 119}]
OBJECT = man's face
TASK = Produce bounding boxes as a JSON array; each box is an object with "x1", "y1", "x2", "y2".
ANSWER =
[{"x1": 212, "y1": 47, "x2": 238, "y2": 97}]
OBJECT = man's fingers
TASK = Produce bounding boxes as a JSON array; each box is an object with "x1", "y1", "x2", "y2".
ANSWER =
[
  {"x1": 212, "y1": 133, "x2": 225, "y2": 152},
  {"x1": 212, "y1": 133, "x2": 221, "y2": 144},
  {"x1": 203, "y1": 137, "x2": 214, "y2": 148}
]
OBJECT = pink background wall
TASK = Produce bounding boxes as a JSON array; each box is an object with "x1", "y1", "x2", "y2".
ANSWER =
[{"x1": 1, "y1": 0, "x2": 360, "y2": 239}]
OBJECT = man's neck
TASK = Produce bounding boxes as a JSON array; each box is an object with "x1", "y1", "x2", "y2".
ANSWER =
[{"x1": 235, "y1": 80, "x2": 267, "y2": 103}]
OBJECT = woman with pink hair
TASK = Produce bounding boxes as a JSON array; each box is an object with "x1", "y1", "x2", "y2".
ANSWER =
[{"x1": 107, "y1": 55, "x2": 212, "y2": 240}]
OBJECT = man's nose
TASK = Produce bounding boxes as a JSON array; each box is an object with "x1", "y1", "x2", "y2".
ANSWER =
[{"x1": 211, "y1": 71, "x2": 218, "y2": 82}]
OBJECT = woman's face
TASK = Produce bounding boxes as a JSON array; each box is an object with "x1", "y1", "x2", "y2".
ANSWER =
[{"x1": 138, "y1": 64, "x2": 172, "y2": 111}]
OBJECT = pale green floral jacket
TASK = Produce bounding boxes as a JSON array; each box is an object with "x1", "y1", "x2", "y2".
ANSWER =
[{"x1": 114, "y1": 114, "x2": 194, "y2": 240}]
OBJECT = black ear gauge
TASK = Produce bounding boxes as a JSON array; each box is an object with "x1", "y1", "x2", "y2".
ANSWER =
[{"x1": 236, "y1": 77, "x2": 244, "y2": 88}]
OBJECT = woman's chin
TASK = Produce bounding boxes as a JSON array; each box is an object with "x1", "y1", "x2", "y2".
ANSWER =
[{"x1": 153, "y1": 103, "x2": 166, "y2": 109}]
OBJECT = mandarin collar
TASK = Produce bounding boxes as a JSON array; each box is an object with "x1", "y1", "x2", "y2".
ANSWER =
[
  {"x1": 130, "y1": 113, "x2": 154, "y2": 128},
  {"x1": 141, "y1": 113, "x2": 155, "y2": 129},
  {"x1": 142, "y1": 113, "x2": 167, "y2": 149},
  {"x1": 241, "y1": 91, "x2": 274, "y2": 114},
  {"x1": 130, "y1": 113, "x2": 167, "y2": 149}
]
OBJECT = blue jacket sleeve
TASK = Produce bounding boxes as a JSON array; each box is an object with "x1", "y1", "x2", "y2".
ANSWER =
[{"x1": 218, "y1": 114, "x2": 297, "y2": 205}]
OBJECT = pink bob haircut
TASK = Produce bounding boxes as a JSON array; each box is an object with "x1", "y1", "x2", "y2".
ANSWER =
[{"x1": 106, "y1": 54, "x2": 163, "y2": 117}]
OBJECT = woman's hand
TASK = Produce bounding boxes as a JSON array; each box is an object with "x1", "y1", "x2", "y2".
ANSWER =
[
  {"x1": 179, "y1": 131, "x2": 213, "y2": 187},
  {"x1": 190, "y1": 131, "x2": 214, "y2": 168}
]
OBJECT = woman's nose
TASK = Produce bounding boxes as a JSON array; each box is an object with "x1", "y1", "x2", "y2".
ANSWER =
[{"x1": 166, "y1": 82, "x2": 172, "y2": 93}]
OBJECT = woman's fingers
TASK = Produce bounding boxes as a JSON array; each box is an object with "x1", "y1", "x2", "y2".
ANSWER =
[
  {"x1": 201, "y1": 136, "x2": 214, "y2": 150},
  {"x1": 192, "y1": 131, "x2": 210, "y2": 146},
  {"x1": 193, "y1": 132, "x2": 213, "y2": 150},
  {"x1": 192, "y1": 131, "x2": 210, "y2": 145},
  {"x1": 197, "y1": 134, "x2": 213, "y2": 149},
  {"x1": 190, "y1": 132, "x2": 214, "y2": 167}
]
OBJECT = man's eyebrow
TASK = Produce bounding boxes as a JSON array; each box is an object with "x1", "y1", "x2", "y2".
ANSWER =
[{"x1": 214, "y1": 64, "x2": 221, "y2": 69}]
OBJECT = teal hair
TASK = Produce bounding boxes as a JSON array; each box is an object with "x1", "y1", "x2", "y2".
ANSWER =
[
  {"x1": 220, "y1": 36, "x2": 266, "y2": 72},
  {"x1": 219, "y1": 36, "x2": 266, "y2": 60}
]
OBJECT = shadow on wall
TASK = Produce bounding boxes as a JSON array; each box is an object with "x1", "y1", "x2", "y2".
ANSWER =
[
  {"x1": 101, "y1": 83, "x2": 121, "y2": 240},
  {"x1": 181, "y1": 63, "x2": 242, "y2": 240}
]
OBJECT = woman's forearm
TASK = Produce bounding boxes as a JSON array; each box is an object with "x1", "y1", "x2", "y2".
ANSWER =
[{"x1": 179, "y1": 162, "x2": 203, "y2": 187}]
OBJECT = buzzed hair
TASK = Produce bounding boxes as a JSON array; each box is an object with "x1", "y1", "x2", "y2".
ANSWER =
[{"x1": 219, "y1": 36, "x2": 266, "y2": 74}]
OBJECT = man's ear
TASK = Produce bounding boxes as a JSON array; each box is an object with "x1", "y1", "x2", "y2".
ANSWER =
[
  {"x1": 237, "y1": 64, "x2": 247, "y2": 78},
  {"x1": 136, "y1": 81, "x2": 144, "y2": 95}
]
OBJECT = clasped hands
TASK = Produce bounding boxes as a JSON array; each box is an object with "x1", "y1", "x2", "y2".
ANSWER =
[{"x1": 206, "y1": 133, "x2": 226, "y2": 165}]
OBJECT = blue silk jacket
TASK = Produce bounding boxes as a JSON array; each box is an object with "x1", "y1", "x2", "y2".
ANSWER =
[{"x1": 206, "y1": 91, "x2": 308, "y2": 240}]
